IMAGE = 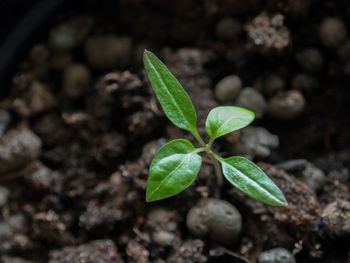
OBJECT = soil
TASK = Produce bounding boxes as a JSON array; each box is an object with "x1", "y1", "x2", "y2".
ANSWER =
[{"x1": 0, "y1": 0, "x2": 350, "y2": 262}]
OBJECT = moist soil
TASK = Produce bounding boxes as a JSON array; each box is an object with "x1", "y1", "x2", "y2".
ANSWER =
[{"x1": 0, "y1": 1, "x2": 350, "y2": 262}]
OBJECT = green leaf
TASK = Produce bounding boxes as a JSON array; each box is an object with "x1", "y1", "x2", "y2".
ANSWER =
[
  {"x1": 206, "y1": 106, "x2": 255, "y2": 141},
  {"x1": 219, "y1": 156, "x2": 287, "y2": 206},
  {"x1": 146, "y1": 139, "x2": 202, "y2": 202},
  {"x1": 143, "y1": 50, "x2": 197, "y2": 133}
]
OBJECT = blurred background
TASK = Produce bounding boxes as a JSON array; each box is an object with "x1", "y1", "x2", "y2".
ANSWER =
[{"x1": 0, "y1": 0, "x2": 349, "y2": 262}]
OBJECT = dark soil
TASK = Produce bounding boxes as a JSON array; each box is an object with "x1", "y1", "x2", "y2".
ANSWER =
[{"x1": 0, "y1": 0, "x2": 350, "y2": 262}]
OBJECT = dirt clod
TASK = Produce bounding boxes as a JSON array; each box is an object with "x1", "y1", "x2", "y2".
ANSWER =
[
  {"x1": 49, "y1": 239, "x2": 123, "y2": 263},
  {"x1": 322, "y1": 200, "x2": 350, "y2": 237}
]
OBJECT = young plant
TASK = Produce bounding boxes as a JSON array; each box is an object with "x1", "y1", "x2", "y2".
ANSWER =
[{"x1": 143, "y1": 50, "x2": 287, "y2": 206}]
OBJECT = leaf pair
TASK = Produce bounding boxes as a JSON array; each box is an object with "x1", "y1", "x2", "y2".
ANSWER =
[{"x1": 144, "y1": 50, "x2": 287, "y2": 206}]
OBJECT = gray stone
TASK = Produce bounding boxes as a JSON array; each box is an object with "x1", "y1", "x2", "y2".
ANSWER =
[
  {"x1": 319, "y1": 17, "x2": 347, "y2": 48},
  {"x1": 26, "y1": 82, "x2": 57, "y2": 114},
  {"x1": 296, "y1": 48, "x2": 323, "y2": 72},
  {"x1": 234, "y1": 87, "x2": 266, "y2": 118},
  {"x1": 0, "y1": 128, "x2": 42, "y2": 175},
  {"x1": 151, "y1": 230, "x2": 176, "y2": 246},
  {"x1": 0, "y1": 222, "x2": 12, "y2": 237},
  {"x1": 299, "y1": 162, "x2": 326, "y2": 193},
  {"x1": 0, "y1": 110, "x2": 10, "y2": 137},
  {"x1": 259, "y1": 248, "x2": 295, "y2": 263},
  {"x1": 291, "y1": 74, "x2": 319, "y2": 91},
  {"x1": 63, "y1": 64, "x2": 91, "y2": 98},
  {"x1": 264, "y1": 74, "x2": 285, "y2": 95},
  {"x1": 215, "y1": 75, "x2": 242, "y2": 103},
  {"x1": 230, "y1": 126, "x2": 279, "y2": 159},
  {"x1": 268, "y1": 90, "x2": 306, "y2": 120},
  {"x1": 30, "y1": 44, "x2": 50, "y2": 65},
  {"x1": 186, "y1": 198, "x2": 242, "y2": 245},
  {"x1": 49, "y1": 16, "x2": 93, "y2": 51},
  {"x1": 215, "y1": 17, "x2": 241, "y2": 40},
  {"x1": 8, "y1": 213, "x2": 27, "y2": 231},
  {"x1": 85, "y1": 35, "x2": 132, "y2": 69},
  {"x1": 0, "y1": 186, "x2": 10, "y2": 207}
]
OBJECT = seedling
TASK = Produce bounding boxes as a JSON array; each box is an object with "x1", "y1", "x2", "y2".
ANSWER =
[{"x1": 143, "y1": 50, "x2": 287, "y2": 206}]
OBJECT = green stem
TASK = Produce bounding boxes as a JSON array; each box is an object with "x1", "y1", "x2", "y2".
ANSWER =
[
  {"x1": 207, "y1": 136, "x2": 215, "y2": 149},
  {"x1": 208, "y1": 154, "x2": 223, "y2": 196},
  {"x1": 192, "y1": 129, "x2": 206, "y2": 147}
]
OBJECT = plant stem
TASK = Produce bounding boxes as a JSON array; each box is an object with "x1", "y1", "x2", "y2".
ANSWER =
[
  {"x1": 209, "y1": 154, "x2": 223, "y2": 197},
  {"x1": 192, "y1": 129, "x2": 206, "y2": 146}
]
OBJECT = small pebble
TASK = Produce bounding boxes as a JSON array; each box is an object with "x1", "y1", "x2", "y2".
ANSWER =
[
  {"x1": 1, "y1": 256, "x2": 33, "y2": 263},
  {"x1": 230, "y1": 126, "x2": 279, "y2": 159},
  {"x1": 85, "y1": 35, "x2": 132, "y2": 70},
  {"x1": 264, "y1": 74, "x2": 285, "y2": 95},
  {"x1": 142, "y1": 138, "x2": 166, "y2": 160},
  {"x1": 0, "y1": 186, "x2": 10, "y2": 207},
  {"x1": 151, "y1": 230, "x2": 176, "y2": 246},
  {"x1": 291, "y1": 74, "x2": 319, "y2": 91},
  {"x1": 49, "y1": 16, "x2": 93, "y2": 51},
  {"x1": 8, "y1": 213, "x2": 27, "y2": 231},
  {"x1": 296, "y1": 48, "x2": 323, "y2": 72},
  {"x1": 50, "y1": 52, "x2": 73, "y2": 70},
  {"x1": 299, "y1": 162, "x2": 326, "y2": 193},
  {"x1": 186, "y1": 198, "x2": 242, "y2": 245},
  {"x1": 215, "y1": 17, "x2": 241, "y2": 40},
  {"x1": 26, "y1": 162, "x2": 54, "y2": 190},
  {"x1": 0, "y1": 222, "x2": 12, "y2": 237},
  {"x1": 319, "y1": 17, "x2": 347, "y2": 48},
  {"x1": 30, "y1": 44, "x2": 50, "y2": 65},
  {"x1": 0, "y1": 128, "x2": 42, "y2": 175},
  {"x1": 268, "y1": 90, "x2": 306, "y2": 120},
  {"x1": 259, "y1": 248, "x2": 295, "y2": 263},
  {"x1": 63, "y1": 64, "x2": 91, "y2": 98},
  {"x1": 147, "y1": 207, "x2": 179, "y2": 232},
  {"x1": 0, "y1": 110, "x2": 10, "y2": 137},
  {"x1": 215, "y1": 75, "x2": 242, "y2": 103},
  {"x1": 234, "y1": 87, "x2": 267, "y2": 118},
  {"x1": 322, "y1": 200, "x2": 350, "y2": 237},
  {"x1": 26, "y1": 82, "x2": 57, "y2": 114}
]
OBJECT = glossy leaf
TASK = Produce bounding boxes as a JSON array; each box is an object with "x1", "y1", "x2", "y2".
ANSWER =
[
  {"x1": 206, "y1": 106, "x2": 255, "y2": 141},
  {"x1": 146, "y1": 139, "x2": 202, "y2": 202},
  {"x1": 219, "y1": 156, "x2": 287, "y2": 206},
  {"x1": 144, "y1": 50, "x2": 197, "y2": 134}
]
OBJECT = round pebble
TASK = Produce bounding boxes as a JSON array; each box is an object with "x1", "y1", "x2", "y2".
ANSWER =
[
  {"x1": 296, "y1": 48, "x2": 323, "y2": 72},
  {"x1": 0, "y1": 128, "x2": 42, "y2": 175},
  {"x1": 30, "y1": 44, "x2": 50, "y2": 65},
  {"x1": 264, "y1": 74, "x2": 285, "y2": 95},
  {"x1": 63, "y1": 64, "x2": 91, "y2": 98},
  {"x1": 291, "y1": 74, "x2": 319, "y2": 91},
  {"x1": 85, "y1": 35, "x2": 132, "y2": 70},
  {"x1": 319, "y1": 17, "x2": 347, "y2": 48},
  {"x1": 0, "y1": 110, "x2": 10, "y2": 137},
  {"x1": 268, "y1": 90, "x2": 305, "y2": 119},
  {"x1": 234, "y1": 87, "x2": 267, "y2": 118},
  {"x1": 230, "y1": 126, "x2": 279, "y2": 159},
  {"x1": 299, "y1": 162, "x2": 326, "y2": 193},
  {"x1": 152, "y1": 230, "x2": 176, "y2": 246},
  {"x1": 215, "y1": 17, "x2": 241, "y2": 40},
  {"x1": 215, "y1": 75, "x2": 242, "y2": 103},
  {"x1": 26, "y1": 82, "x2": 57, "y2": 114},
  {"x1": 186, "y1": 198, "x2": 242, "y2": 245},
  {"x1": 0, "y1": 186, "x2": 10, "y2": 207},
  {"x1": 259, "y1": 248, "x2": 295, "y2": 263}
]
